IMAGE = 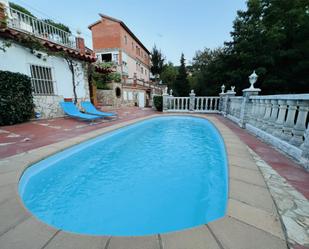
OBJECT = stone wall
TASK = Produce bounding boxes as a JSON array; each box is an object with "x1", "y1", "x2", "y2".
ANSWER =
[
  {"x1": 97, "y1": 90, "x2": 114, "y2": 106},
  {"x1": 33, "y1": 95, "x2": 64, "y2": 119}
]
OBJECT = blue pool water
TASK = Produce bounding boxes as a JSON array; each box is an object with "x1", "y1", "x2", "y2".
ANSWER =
[{"x1": 19, "y1": 116, "x2": 228, "y2": 236}]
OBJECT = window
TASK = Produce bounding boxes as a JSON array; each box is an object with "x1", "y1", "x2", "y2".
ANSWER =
[
  {"x1": 141, "y1": 67, "x2": 144, "y2": 74},
  {"x1": 30, "y1": 65, "x2": 54, "y2": 95},
  {"x1": 124, "y1": 35, "x2": 127, "y2": 45},
  {"x1": 113, "y1": 53, "x2": 119, "y2": 64},
  {"x1": 101, "y1": 53, "x2": 112, "y2": 62},
  {"x1": 132, "y1": 42, "x2": 134, "y2": 50}
]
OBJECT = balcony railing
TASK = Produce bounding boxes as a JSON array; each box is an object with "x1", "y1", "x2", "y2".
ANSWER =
[{"x1": 7, "y1": 7, "x2": 77, "y2": 50}]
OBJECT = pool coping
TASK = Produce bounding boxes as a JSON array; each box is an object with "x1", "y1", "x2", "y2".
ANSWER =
[{"x1": 0, "y1": 114, "x2": 289, "y2": 249}]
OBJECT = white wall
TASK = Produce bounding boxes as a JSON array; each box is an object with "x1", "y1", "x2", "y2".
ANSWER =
[
  {"x1": 0, "y1": 39, "x2": 88, "y2": 99},
  {"x1": 123, "y1": 51, "x2": 150, "y2": 82},
  {"x1": 0, "y1": 39, "x2": 90, "y2": 118}
]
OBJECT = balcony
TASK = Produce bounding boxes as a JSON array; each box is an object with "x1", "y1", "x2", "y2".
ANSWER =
[{"x1": 7, "y1": 7, "x2": 77, "y2": 50}]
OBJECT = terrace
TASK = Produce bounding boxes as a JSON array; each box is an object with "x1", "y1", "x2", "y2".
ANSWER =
[{"x1": 6, "y1": 6, "x2": 77, "y2": 50}]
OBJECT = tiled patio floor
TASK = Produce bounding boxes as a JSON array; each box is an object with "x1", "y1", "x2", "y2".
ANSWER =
[{"x1": 0, "y1": 107, "x2": 157, "y2": 159}]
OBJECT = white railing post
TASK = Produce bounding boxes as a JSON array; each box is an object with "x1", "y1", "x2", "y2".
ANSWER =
[
  {"x1": 189, "y1": 90, "x2": 196, "y2": 111},
  {"x1": 290, "y1": 100, "x2": 309, "y2": 146}
]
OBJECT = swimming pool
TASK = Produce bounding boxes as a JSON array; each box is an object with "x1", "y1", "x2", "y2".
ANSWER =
[{"x1": 19, "y1": 116, "x2": 228, "y2": 236}]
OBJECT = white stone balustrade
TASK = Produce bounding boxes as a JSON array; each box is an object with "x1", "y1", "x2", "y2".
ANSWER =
[{"x1": 162, "y1": 86, "x2": 309, "y2": 170}]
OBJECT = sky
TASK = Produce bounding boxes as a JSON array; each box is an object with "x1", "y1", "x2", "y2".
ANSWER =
[{"x1": 11, "y1": 0, "x2": 246, "y2": 65}]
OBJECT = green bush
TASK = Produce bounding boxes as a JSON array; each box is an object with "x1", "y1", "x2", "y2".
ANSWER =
[
  {"x1": 153, "y1": 95, "x2": 163, "y2": 111},
  {"x1": 0, "y1": 70, "x2": 34, "y2": 125}
]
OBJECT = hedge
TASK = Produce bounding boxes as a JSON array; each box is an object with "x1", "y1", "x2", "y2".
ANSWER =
[
  {"x1": 153, "y1": 95, "x2": 163, "y2": 111},
  {"x1": 0, "y1": 70, "x2": 34, "y2": 125}
]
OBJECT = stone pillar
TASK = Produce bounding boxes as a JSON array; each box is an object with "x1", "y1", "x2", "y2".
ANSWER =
[
  {"x1": 239, "y1": 88, "x2": 261, "y2": 128},
  {"x1": 189, "y1": 90, "x2": 196, "y2": 111},
  {"x1": 290, "y1": 100, "x2": 309, "y2": 146},
  {"x1": 273, "y1": 99, "x2": 288, "y2": 137},
  {"x1": 162, "y1": 87, "x2": 169, "y2": 112},
  {"x1": 224, "y1": 89, "x2": 236, "y2": 116},
  {"x1": 281, "y1": 100, "x2": 297, "y2": 141},
  {"x1": 261, "y1": 99, "x2": 272, "y2": 130},
  {"x1": 219, "y1": 93, "x2": 226, "y2": 114},
  {"x1": 266, "y1": 99, "x2": 279, "y2": 133}
]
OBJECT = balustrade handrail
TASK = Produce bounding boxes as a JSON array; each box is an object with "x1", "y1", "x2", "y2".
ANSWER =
[
  {"x1": 250, "y1": 94, "x2": 309, "y2": 100},
  {"x1": 7, "y1": 7, "x2": 77, "y2": 50}
]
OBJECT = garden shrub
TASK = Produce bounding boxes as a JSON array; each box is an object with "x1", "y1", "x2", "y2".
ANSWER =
[
  {"x1": 153, "y1": 95, "x2": 163, "y2": 111},
  {"x1": 0, "y1": 70, "x2": 34, "y2": 125}
]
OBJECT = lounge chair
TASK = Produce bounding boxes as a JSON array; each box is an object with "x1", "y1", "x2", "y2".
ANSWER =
[
  {"x1": 60, "y1": 102, "x2": 102, "y2": 121},
  {"x1": 81, "y1": 101, "x2": 117, "y2": 118}
]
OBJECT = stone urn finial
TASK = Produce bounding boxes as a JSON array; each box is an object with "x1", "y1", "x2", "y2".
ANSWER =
[
  {"x1": 221, "y1": 84, "x2": 225, "y2": 94},
  {"x1": 231, "y1": 86, "x2": 235, "y2": 92},
  {"x1": 249, "y1": 70, "x2": 258, "y2": 89},
  {"x1": 164, "y1": 87, "x2": 168, "y2": 94},
  {"x1": 169, "y1": 89, "x2": 173, "y2": 96}
]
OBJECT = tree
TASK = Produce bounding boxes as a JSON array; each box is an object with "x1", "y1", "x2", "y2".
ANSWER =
[
  {"x1": 188, "y1": 0, "x2": 309, "y2": 95},
  {"x1": 160, "y1": 62, "x2": 178, "y2": 88},
  {"x1": 150, "y1": 45, "x2": 165, "y2": 79},
  {"x1": 173, "y1": 53, "x2": 190, "y2": 96}
]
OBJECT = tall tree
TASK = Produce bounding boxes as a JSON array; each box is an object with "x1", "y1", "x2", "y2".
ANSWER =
[
  {"x1": 189, "y1": 0, "x2": 309, "y2": 95},
  {"x1": 150, "y1": 45, "x2": 165, "y2": 79},
  {"x1": 160, "y1": 62, "x2": 178, "y2": 89},
  {"x1": 173, "y1": 53, "x2": 190, "y2": 96}
]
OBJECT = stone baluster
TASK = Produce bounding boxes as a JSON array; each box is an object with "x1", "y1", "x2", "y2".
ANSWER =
[
  {"x1": 300, "y1": 124, "x2": 309, "y2": 170},
  {"x1": 261, "y1": 99, "x2": 272, "y2": 130},
  {"x1": 250, "y1": 99, "x2": 258, "y2": 125},
  {"x1": 256, "y1": 99, "x2": 266, "y2": 128},
  {"x1": 266, "y1": 99, "x2": 279, "y2": 133},
  {"x1": 273, "y1": 100, "x2": 288, "y2": 137},
  {"x1": 290, "y1": 100, "x2": 309, "y2": 146},
  {"x1": 281, "y1": 100, "x2": 298, "y2": 141}
]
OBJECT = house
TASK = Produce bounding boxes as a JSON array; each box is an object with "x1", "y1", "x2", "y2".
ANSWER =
[
  {"x1": 89, "y1": 14, "x2": 163, "y2": 108},
  {"x1": 0, "y1": 0, "x2": 96, "y2": 119}
]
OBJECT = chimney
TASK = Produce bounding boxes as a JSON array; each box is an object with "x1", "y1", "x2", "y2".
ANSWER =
[{"x1": 76, "y1": 37, "x2": 85, "y2": 53}]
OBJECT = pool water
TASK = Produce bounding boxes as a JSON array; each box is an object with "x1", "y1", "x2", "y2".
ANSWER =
[{"x1": 19, "y1": 116, "x2": 228, "y2": 236}]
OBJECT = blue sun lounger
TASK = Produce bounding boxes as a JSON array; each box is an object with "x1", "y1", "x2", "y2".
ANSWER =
[
  {"x1": 81, "y1": 101, "x2": 117, "y2": 118},
  {"x1": 60, "y1": 102, "x2": 102, "y2": 121}
]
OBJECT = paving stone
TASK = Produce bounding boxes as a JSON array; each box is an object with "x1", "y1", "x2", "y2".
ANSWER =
[
  {"x1": 0, "y1": 171, "x2": 19, "y2": 187},
  {"x1": 229, "y1": 178, "x2": 276, "y2": 213},
  {"x1": 161, "y1": 226, "x2": 221, "y2": 249},
  {"x1": 228, "y1": 198, "x2": 285, "y2": 239},
  {"x1": 0, "y1": 183, "x2": 16, "y2": 204},
  {"x1": 209, "y1": 216, "x2": 288, "y2": 249},
  {"x1": 0, "y1": 217, "x2": 57, "y2": 249},
  {"x1": 45, "y1": 231, "x2": 108, "y2": 249},
  {"x1": 0, "y1": 198, "x2": 30, "y2": 236},
  {"x1": 229, "y1": 156, "x2": 259, "y2": 171},
  {"x1": 108, "y1": 235, "x2": 160, "y2": 249},
  {"x1": 230, "y1": 165, "x2": 267, "y2": 187}
]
